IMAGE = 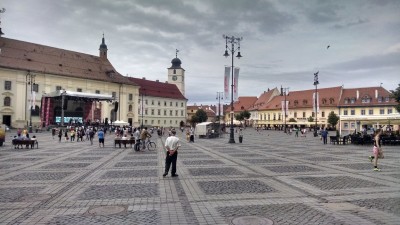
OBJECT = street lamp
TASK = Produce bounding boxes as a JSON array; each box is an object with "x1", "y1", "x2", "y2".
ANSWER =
[
  {"x1": 313, "y1": 71, "x2": 319, "y2": 137},
  {"x1": 141, "y1": 88, "x2": 145, "y2": 129},
  {"x1": 281, "y1": 87, "x2": 289, "y2": 133},
  {"x1": 0, "y1": 8, "x2": 5, "y2": 37},
  {"x1": 216, "y1": 92, "x2": 223, "y2": 123},
  {"x1": 223, "y1": 34, "x2": 243, "y2": 144},
  {"x1": 26, "y1": 71, "x2": 36, "y2": 133}
]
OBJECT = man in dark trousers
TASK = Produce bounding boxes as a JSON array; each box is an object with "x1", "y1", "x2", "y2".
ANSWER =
[{"x1": 163, "y1": 129, "x2": 181, "y2": 177}]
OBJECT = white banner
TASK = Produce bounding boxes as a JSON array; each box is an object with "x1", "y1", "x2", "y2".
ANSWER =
[
  {"x1": 216, "y1": 103, "x2": 223, "y2": 116},
  {"x1": 281, "y1": 100, "x2": 289, "y2": 117},
  {"x1": 313, "y1": 92, "x2": 319, "y2": 113},
  {"x1": 224, "y1": 66, "x2": 230, "y2": 100},
  {"x1": 28, "y1": 91, "x2": 36, "y2": 110},
  {"x1": 233, "y1": 67, "x2": 239, "y2": 101}
]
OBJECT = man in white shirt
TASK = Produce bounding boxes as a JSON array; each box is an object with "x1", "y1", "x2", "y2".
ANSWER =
[{"x1": 163, "y1": 129, "x2": 181, "y2": 177}]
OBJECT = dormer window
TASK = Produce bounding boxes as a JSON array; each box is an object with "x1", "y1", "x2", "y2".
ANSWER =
[
  {"x1": 350, "y1": 98, "x2": 355, "y2": 104},
  {"x1": 361, "y1": 95, "x2": 371, "y2": 103},
  {"x1": 303, "y1": 100, "x2": 307, "y2": 105},
  {"x1": 344, "y1": 98, "x2": 349, "y2": 104},
  {"x1": 322, "y1": 98, "x2": 327, "y2": 104},
  {"x1": 378, "y1": 97, "x2": 383, "y2": 103},
  {"x1": 385, "y1": 97, "x2": 390, "y2": 102},
  {"x1": 294, "y1": 100, "x2": 298, "y2": 106},
  {"x1": 329, "y1": 98, "x2": 334, "y2": 104}
]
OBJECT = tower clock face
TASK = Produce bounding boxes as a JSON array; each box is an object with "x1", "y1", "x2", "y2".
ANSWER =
[{"x1": 172, "y1": 75, "x2": 177, "y2": 81}]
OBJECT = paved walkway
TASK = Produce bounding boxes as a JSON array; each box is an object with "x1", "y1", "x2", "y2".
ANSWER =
[{"x1": 0, "y1": 129, "x2": 399, "y2": 225}]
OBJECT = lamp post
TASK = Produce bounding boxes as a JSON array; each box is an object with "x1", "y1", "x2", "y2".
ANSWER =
[
  {"x1": 216, "y1": 92, "x2": 223, "y2": 123},
  {"x1": 0, "y1": 8, "x2": 5, "y2": 37},
  {"x1": 281, "y1": 87, "x2": 289, "y2": 133},
  {"x1": 141, "y1": 89, "x2": 144, "y2": 129},
  {"x1": 26, "y1": 71, "x2": 36, "y2": 133},
  {"x1": 313, "y1": 71, "x2": 319, "y2": 137},
  {"x1": 223, "y1": 35, "x2": 243, "y2": 144}
]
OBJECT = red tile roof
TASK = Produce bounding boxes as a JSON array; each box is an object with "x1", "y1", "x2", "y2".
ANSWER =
[
  {"x1": 127, "y1": 77, "x2": 186, "y2": 100},
  {"x1": 261, "y1": 86, "x2": 342, "y2": 110},
  {"x1": 339, "y1": 86, "x2": 396, "y2": 107},
  {"x1": 0, "y1": 37, "x2": 135, "y2": 85},
  {"x1": 248, "y1": 88, "x2": 279, "y2": 110},
  {"x1": 226, "y1": 96, "x2": 258, "y2": 113}
]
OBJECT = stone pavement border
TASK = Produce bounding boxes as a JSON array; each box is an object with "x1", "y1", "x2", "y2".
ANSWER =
[{"x1": 0, "y1": 128, "x2": 399, "y2": 224}]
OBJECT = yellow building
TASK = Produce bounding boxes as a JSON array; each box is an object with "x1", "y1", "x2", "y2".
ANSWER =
[
  {"x1": 338, "y1": 87, "x2": 399, "y2": 135},
  {"x1": 0, "y1": 36, "x2": 140, "y2": 128}
]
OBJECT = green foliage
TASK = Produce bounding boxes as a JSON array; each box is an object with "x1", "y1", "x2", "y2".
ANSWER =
[
  {"x1": 193, "y1": 109, "x2": 208, "y2": 123},
  {"x1": 235, "y1": 110, "x2": 251, "y2": 122},
  {"x1": 307, "y1": 116, "x2": 314, "y2": 122},
  {"x1": 390, "y1": 83, "x2": 400, "y2": 113},
  {"x1": 327, "y1": 111, "x2": 339, "y2": 128},
  {"x1": 288, "y1": 118, "x2": 297, "y2": 122}
]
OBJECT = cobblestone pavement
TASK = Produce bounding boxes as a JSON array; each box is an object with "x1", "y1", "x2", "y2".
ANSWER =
[{"x1": 0, "y1": 129, "x2": 399, "y2": 225}]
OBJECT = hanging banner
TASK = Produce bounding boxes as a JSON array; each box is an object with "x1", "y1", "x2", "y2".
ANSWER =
[
  {"x1": 281, "y1": 100, "x2": 289, "y2": 118},
  {"x1": 224, "y1": 66, "x2": 230, "y2": 100},
  {"x1": 313, "y1": 92, "x2": 319, "y2": 113},
  {"x1": 233, "y1": 67, "x2": 239, "y2": 101}
]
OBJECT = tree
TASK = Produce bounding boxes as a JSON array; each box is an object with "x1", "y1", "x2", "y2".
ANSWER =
[
  {"x1": 390, "y1": 83, "x2": 400, "y2": 113},
  {"x1": 235, "y1": 110, "x2": 251, "y2": 126},
  {"x1": 328, "y1": 111, "x2": 339, "y2": 128},
  {"x1": 192, "y1": 109, "x2": 208, "y2": 124},
  {"x1": 307, "y1": 116, "x2": 314, "y2": 122},
  {"x1": 289, "y1": 118, "x2": 297, "y2": 122}
]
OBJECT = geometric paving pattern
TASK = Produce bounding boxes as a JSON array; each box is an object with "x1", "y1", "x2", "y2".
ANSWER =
[
  {"x1": 334, "y1": 163, "x2": 396, "y2": 170},
  {"x1": 188, "y1": 167, "x2": 243, "y2": 176},
  {"x1": 5, "y1": 172, "x2": 74, "y2": 181},
  {"x1": 303, "y1": 156, "x2": 344, "y2": 162},
  {"x1": 0, "y1": 186, "x2": 44, "y2": 202},
  {"x1": 2, "y1": 157, "x2": 43, "y2": 162},
  {"x1": 47, "y1": 210, "x2": 161, "y2": 225},
  {"x1": 181, "y1": 160, "x2": 224, "y2": 165},
  {"x1": 77, "y1": 183, "x2": 159, "y2": 200},
  {"x1": 41, "y1": 163, "x2": 92, "y2": 169},
  {"x1": 64, "y1": 157, "x2": 103, "y2": 161},
  {"x1": 242, "y1": 158, "x2": 286, "y2": 164},
  {"x1": 217, "y1": 203, "x2": 346, "y2": 225},
  {"x1": 350, "y1": 197, "x2": 400, "y2": 215},
  {"x1": 197, "y1": 180, "x2": 276, "y2": 195},
  {"x1": 100, "y1": 169, "x2": 158, "y2": 179},
  {"x1": 0, "y1": 164, "x2": 21, "y2": 169},
  {"x1": 295, "y1": 176, "x2": 386, "y2": 190},
  {"x1": 264, "y1": 165, "x2": 322, "y2": 173},
  {"x1": 114, "y1": 161, "x2": 158, "y2": 167}
]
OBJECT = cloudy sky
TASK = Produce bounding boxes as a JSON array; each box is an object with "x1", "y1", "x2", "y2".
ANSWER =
[{"x1": 2, "y1": 0, "x2": 400, "y2": 105}]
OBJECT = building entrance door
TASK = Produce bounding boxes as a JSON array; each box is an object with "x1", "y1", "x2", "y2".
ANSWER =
[{"x1": 2, "y1": 115, "x2": 11, "y2": 126}]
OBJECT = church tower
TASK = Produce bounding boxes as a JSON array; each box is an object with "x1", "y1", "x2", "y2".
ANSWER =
[
  {"x1": 167, "y1": 49, "x2": 185, "y2": 96},
  {"x1": 99, "y1": 34, "x2": 108, "y2": 59}
]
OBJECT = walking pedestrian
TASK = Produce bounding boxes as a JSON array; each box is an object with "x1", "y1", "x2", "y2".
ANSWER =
[
  {"x1": 163, "y1": 129, "x2": 181, "y2": 177},
  {"x1": 321, "y1": 128, "x2": 328, "y2": 144},
  {"x1": 89, "y1": 129, "x2": 95, "y2": 145},
  {"x1": 369, "y1": 129, "x2": 384, "y2": 171},
  {"x1": 140, "y1": 127, "x2": 151, "y2": 150},
  {"x1": 98, "y1": 129, "x2": 105, "y2": 148},
  {"x1": 189, "y1": 127, "x2": 195, "y2": 143},
  {"x1": 58, "y1": 129, "x2": 63, "y2": 142}
]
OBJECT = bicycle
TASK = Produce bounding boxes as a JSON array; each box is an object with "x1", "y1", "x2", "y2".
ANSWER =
[{"x1": 139, "y1": 138, "x2": 157, "y2": 151}]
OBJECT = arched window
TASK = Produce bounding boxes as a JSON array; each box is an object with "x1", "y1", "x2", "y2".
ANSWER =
[
  {"x1": 322, "y1": 98, "x2": 327, "y2": 104},
  {"x1": 173, "y1": 69, "x2": 176, "y2": 74},
  {"x1": 329, "y1": 98, "x2": 335, "y2": 104},
  {"x1": 31, "y1": 105, "x2": 40, "y2": 116},
  {"x1": 128, "y1": 104, "x2": 132, "y2": 112},
  {"x1": 4, "y1": 97, "x2": 11, "y2": 106}
]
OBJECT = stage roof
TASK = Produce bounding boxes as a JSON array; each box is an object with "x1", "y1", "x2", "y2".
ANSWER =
[{"x1": 43, "y1": 90, "x2": 114, "y2": 101}]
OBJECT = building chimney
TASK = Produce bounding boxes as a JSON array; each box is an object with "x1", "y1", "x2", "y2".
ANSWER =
[
  {"x1": 356, "y1": 90, "x2": 359, "y2": 99},
  {"x1": 156, "y1": 80, "x2": 159, "y2": 82},
  {"x1": 142, "y1": 77, "x2": 146, "y2": 80},
  {"x1": 375, "y1": 89, "x2": 378, "y2": 99}
]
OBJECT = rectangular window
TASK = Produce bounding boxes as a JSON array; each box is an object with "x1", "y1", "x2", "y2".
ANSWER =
[
  {"x1": 350, "y1": 123, "x2": 355, "y2": 129},
  {"x1": 4, "y1": 81, "x2": 11, "y2": 90},
  {"x1": 170, "y1": 110, "x2": 173, "y2": 116},
  {"x1": 302, "y1": 112, "x2": 306, "y2": 117},
  {"x1": 176, "y1": 102, "x2": 178, "y2": 107},
  {"x1": 158, "y1": 109, "x2": 161, "y2": 115},
  {"x1": 95, "y1": 90, "x2": 100, "y2": 94},
  {"x1": 145, "y1": 120, "x2": 147, "y2": 124},
  {"x1": 344, "y1": 110, "x2": 348, "y2": 115},
  {"x1": 351, "y1": 110, "x2": 355, "y2": 115},
  {"x1": 164, "y1": 101, "x2": 167, "y2": 106},
  {"x1": 33, "y1": 83, "x2": 39, "y2": 92},
  {"x1": 175, "y1": 110, "x2": 178, "y2": 116},
  {"x1": 181, "y1": 102, "x2": 183, "y2": 107},
  {"x1": 145, "y1": 109, "x2": 148, "y2": 115},
  {"x1": 388, "y1": 109, "x2": 393, "y2": 114},
  {"x1": 170, "y1": 102, "x2": 172, "y2": 106},
  {"x1": 164, "y1": 110, "x2": 167, "y2": 116},
  {"x1": 112, "y1": 92, "x2": 116, "y2": 98},
  {"x1": 145, "y1": 100, "x2": 148, "y2": 105},
  {"x1": 181, "y1": 110, "x2": 184, "y2": 116},
  {"x1": 151, "y1": 109, "x2": 154, "y2": 115},
  {"x1": 344, "y1": 123, "x2": 349, "y2": 129},
  {"x1": 369, "y1": 109, "x2": 373, "y2": 115},
  {"x1": 380, "y1": 109, "x2": 384, "y2": 115},
  {"x1": 158, "y1": 101, "x2": 161, "y2": 106},
  {"x1": 321, "y1": 111, "x2": 325, "y2": 117},
  {"x1": 361, "y1": 110, "x2": 365, "y2": 115},
  {"x1": 294, "y1": 112, "x2": 297, "y2": 118},
  {"x1": 56, "y1": 86, "x2": 62, "y2": 91},
  {"x1": 151, "y1": 100, "x2": 154, "y2": 105},
  {"x1": 312, "y1": 112, "x2": 315, "y2": 117},
  {"x1": 151, "y1": 120, "x2": 154, "y2": 124},
  {"x1": 129, "y1": 94, "x2": 133, "y2": 101},
  {"x1": 77, "y1": 88, "x2": 82, "y2": 92}
]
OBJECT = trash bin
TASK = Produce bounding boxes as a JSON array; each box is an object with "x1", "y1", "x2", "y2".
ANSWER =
[{"x1": 239, "y1": 136, "x2": 243, "y2": 143}]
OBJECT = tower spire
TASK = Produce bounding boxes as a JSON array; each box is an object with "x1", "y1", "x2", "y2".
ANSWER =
[{"x1": 99, "y1": 33, "x2": 108, "y2": 59}]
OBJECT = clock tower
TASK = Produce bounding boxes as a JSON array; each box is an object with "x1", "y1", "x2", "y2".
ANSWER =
[{"x1": 168, "y1": 49, "x2": 185, "y2": 96}]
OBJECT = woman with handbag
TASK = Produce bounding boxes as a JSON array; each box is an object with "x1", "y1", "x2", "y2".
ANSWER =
[{"x1": 369, "y1": 129, "x2": 384, "y2": 171}]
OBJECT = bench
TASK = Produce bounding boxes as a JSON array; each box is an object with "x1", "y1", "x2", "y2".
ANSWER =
[
  {"x1": 12, "y1": 139, "x2": 39, "y2": 149},
  {"x1": 329, "y1": 136, "x2": 338, "y2": 144},
  {"x1": 114, "y1": 139, "x2": 135, "y2": 148}
]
